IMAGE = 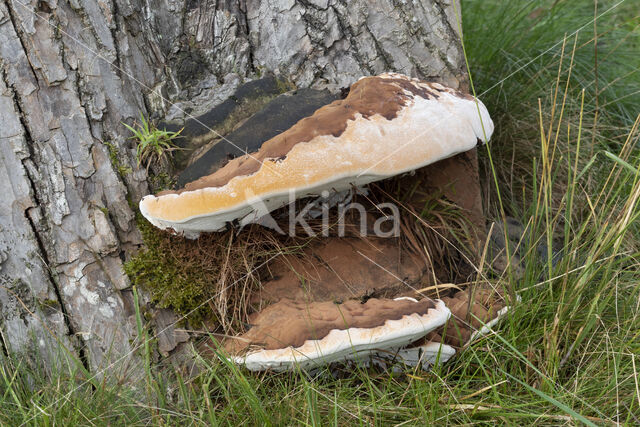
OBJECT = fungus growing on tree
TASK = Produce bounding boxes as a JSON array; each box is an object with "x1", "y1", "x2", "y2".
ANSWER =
[
  {"x1": 224, "y1": 297, "x2": 451, "y2": 372},
  {"x1": 137, "y1": 73, "x2": 507, "y2": 373},
  {"x1": 139, "y1": 73, "x2": 494, "y2": 237},
  {"x1": 220, "y1": 288, "x2": 512, "y2": 372}
]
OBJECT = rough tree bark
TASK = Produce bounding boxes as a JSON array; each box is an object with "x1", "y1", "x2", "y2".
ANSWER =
[{"x1": 0, "y1": 0, "x2": 467, "y2": 374}]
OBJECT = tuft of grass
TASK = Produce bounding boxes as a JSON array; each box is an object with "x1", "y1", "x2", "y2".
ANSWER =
[{"x1": 124, "y1": 113, "x2": 183, "y2": 172}]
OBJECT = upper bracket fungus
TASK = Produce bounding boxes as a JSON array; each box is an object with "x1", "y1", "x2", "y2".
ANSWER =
[{"x1": 139, "y1": 73, "x2": 494, "y2": 237}]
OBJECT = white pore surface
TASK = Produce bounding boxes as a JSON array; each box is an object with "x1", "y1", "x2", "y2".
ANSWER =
[
  {"x1": 392, "y1": 341, "x2": 457, "y2": 368},
  {"x1": 362, "y1": 341, "x2": 456, "y2": 372},
  {"x1": 232, "y1": 299, "x2": 451, "y2": 372},
  {"x1": 140, "y1": 87, "x2": 494, "y2": 237}
]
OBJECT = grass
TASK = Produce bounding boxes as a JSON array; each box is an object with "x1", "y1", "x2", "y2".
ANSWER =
[
  {"x1": 2, "y1": 0, "x2": 639, "y2": 424},
  {"x1": 124, "y1": 113, "x2": 183, "y2": 173}
]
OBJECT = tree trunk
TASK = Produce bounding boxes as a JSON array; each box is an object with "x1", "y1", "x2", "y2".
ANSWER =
[{"x1": 0, "y1": 0, "x2": 467, "y2": 375}]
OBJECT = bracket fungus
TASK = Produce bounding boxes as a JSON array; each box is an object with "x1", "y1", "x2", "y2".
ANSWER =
[
  {"x1": 221, "y1": 288, "x2": 512, "y2": 372},
  {"x1": 137, "y1": 72, "x2": 507, "y2": 373},
  {"x1": 224, "y1": 297, "x2": 451, "y2": 372},
  {"x1": 139, "y1": 73, "x2": 494, "y2": 237}
]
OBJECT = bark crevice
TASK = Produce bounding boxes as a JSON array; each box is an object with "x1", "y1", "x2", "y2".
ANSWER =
[{"x1": 0, "y1": 43, "x2": 88, "y2": 367}]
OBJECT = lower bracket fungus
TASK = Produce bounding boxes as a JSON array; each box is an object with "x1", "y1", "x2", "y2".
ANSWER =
[
  {"x1": 219, "y1": 287, "x2": 512, "y2": 373},
  {"x1": 224, "y1": 298, "x2": 450, "y2": 372}
]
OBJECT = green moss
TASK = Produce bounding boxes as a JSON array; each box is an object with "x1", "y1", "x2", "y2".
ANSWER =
[
  {"x1": 216, "y1": 95, "x2": 274, "y2": 134},
  {"x1": 38, "y1": 298, "x2": 61, "y2": 316},
  {"x1": 177, "y1": 93, "x2": 283, "y2": 171},
  {"x1": 126, "y1": 194, "x2": 137, "y2": 210},
  {"x1": 123, "y1": 214, "x2": 213, "y2": 325},
  {"x1": 123, "y1": 207, "x2": 307, "y2": 328},
  {"x1": 172, "y1": 78, "x2": 295, "y2": 172},
  {"x1": 103, "y1": 141, "x2": 132, "y2": 179}
]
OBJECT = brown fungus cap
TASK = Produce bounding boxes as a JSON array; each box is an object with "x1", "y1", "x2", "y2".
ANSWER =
[{"x1": 225, "y1": 297, "x2": 435, "y2": 353}]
